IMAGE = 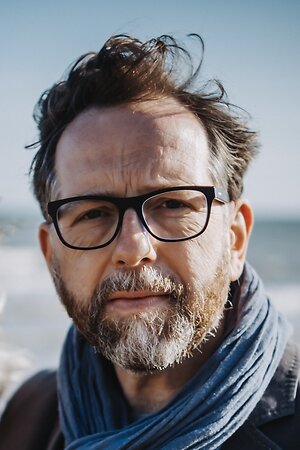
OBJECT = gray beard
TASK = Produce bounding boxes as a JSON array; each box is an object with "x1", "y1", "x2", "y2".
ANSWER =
[{"x1": 52, "y1": 259, "x2": 231, "y2": 373}]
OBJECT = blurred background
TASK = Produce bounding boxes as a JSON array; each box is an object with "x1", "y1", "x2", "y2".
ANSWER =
[{"x1": 0, "y1": 0, "x2": 299, "y2": 374}]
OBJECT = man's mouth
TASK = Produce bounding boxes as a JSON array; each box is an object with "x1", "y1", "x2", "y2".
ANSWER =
[{"x1": 106, "y1": 291, "x2": 170, "y2": 314}]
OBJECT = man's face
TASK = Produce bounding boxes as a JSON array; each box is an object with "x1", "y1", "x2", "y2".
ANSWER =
[{"x1": 42, "y1": 98, "x2": 234, "y2": 372}]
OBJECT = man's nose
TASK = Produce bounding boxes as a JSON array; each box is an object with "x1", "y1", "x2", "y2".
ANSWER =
[{"x1": 111, "y1": 209, "x2": 157, "y2": 267}]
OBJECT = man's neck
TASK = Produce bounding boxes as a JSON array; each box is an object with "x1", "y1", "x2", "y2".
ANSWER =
[{"x1": 114, "y1": 318, "x2": 226, "y2": 415}]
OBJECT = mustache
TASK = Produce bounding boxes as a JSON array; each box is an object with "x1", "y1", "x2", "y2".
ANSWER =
[{"x1": 95, "y1": 266, "x2": 186, "y2": 303}]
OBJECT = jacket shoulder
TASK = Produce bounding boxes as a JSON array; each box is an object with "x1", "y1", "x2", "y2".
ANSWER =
[
  {"x1": 224, "y1": 341, "x2": 300, "y2": 449},
  {"x1": 0, "y1": 370, "x2": 63, "y2": 450}
]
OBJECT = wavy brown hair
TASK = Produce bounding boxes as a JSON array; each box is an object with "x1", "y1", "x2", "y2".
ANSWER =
[{"x1": 29, "y1": 34, "x2": 258, "y2": 218}]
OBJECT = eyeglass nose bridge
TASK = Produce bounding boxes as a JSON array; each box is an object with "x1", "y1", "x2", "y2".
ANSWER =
[{"x1": 113, "y1": 195, "x2": 150, "y2": 239}]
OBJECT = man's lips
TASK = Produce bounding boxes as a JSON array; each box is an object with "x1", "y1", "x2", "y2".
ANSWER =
[
  {"x1": 108, "y1": 291, "x2": 168, "y2": 300},
  {"x1": 106, "y1": 291, "x2": 170, "y2": 313}
]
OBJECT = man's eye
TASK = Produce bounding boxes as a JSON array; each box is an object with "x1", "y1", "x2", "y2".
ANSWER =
[
  {"x1": 81, "y1": 209, "x2": 109, "y2": 220},
  {"x1": 162, "y1": 199, "x2": 186, "y2": 209}
]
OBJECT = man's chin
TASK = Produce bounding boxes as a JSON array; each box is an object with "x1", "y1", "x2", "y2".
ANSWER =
[{"x1": 78, "y1": 304, "x2": 223, "y2": 373}]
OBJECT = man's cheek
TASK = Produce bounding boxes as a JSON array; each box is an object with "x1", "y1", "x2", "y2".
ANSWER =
[{"x1": 180, "y1": 240, "x2": 218, "y2": 284}]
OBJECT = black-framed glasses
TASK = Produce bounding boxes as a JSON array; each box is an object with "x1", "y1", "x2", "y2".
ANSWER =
[{"x1": 47, "y1": 186, "x2": 229, "y2": 250}]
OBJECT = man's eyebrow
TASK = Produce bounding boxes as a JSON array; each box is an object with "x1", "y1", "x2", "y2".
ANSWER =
[
  {"x1": 77, "y1": 183, "x2": 198, "y2": 198},
  {"x1": 78, "y1": 189, "x2": 117, "y2": 197}
]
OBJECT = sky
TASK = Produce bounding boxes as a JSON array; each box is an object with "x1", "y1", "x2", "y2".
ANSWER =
[{"x1": 1, "y1": 0, "x2": 299, "y2": 219}]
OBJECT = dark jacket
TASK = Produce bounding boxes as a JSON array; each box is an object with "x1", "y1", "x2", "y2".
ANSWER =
[{"x1": 0, "y1": 341, "x2": 299, "y2": 450}]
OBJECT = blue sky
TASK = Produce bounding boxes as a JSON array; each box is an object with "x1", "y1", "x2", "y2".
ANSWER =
[{"x1": 1, "y1": 0, "x2": 299, "y2": 218}]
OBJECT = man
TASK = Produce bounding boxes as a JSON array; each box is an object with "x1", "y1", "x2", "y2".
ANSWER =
[{"x1": 0, "y1": 34, "x2": 299, "y2": 449}]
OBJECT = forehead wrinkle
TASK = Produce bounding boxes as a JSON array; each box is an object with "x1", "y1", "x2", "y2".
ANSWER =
[
  {"x1": 109, "y1": 147, "x2": 163, "y2": 196},
  {"x1": 98, "y1": 125, "x2": 210, "y2": 196}
]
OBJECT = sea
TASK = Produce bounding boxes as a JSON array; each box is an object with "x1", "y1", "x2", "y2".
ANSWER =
[{"x1": 0, "y1": 211, "x2": 299, "y2": 374}]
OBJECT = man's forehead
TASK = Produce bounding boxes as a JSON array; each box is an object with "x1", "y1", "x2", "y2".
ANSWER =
[
  {"x1": 54, "y1": 99, "x2": 211, "y2": 197},
  {"x1": 57, "y1": 98, "x2": 207, "y2": 148}
]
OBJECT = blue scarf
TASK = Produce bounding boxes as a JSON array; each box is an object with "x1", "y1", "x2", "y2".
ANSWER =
[{"x1": 58, "y1": 264, "x2": 291, "y2": 449}]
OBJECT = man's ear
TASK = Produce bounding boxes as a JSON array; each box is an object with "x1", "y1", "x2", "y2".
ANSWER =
[
  {"x1": 229, "y1": 199, "x2": 254, "y2": 281},
  {"x1": 39, "y1": 222, "x2": 54, "y2": 271}
]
